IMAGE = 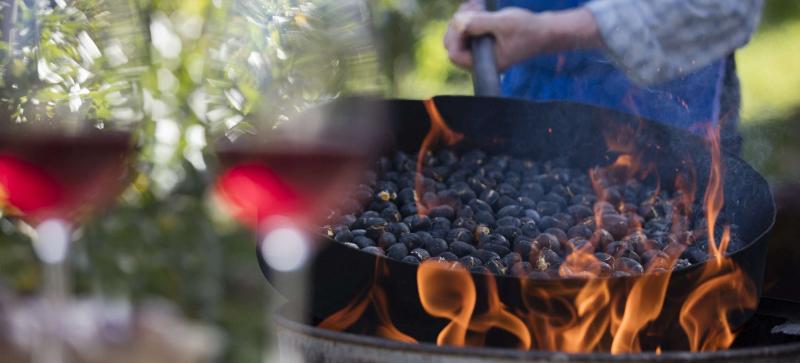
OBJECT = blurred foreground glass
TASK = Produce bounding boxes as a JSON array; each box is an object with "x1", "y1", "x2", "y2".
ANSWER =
[
  {"x1": 204, "y1": 0, "x2": 386, "y2": 328},
  {"x1": 0, "y1": 0, "x2": 148, "y2": 362},
  {"x1": 206, "y1": 0, "x2": 384, "y2": 253}
]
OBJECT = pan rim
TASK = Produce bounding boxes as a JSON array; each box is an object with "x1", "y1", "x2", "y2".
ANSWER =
[
  {"x1": 314, "y1": 95, "x2": 776, "y2": 283},
  {"x1": 275, "y1": 303, "x2": 800, "y2": 361}
]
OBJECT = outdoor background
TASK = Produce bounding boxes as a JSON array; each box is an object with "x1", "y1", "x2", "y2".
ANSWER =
[{"x1": 0, "y1": 0, "x2": 798, "y2": 362}]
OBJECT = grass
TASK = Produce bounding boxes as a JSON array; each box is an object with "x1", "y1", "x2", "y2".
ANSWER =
[{"x1": 737, "y1": 20, "x2": 800, "y2": 124}]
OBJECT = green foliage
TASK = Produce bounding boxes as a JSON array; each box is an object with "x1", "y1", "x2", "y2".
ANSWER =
[
  {"x1": 78, "y1": 162, "x2": 269, "y2": 363},
  {"x1": 396, "y1": 19, "x2": 471, "y2": 97},
  {"x1": 204, "y1": 0, "x2": 382, "y2": 138},
  {"x1": 370, "y1": 0, "x2": 472, "y2": 98},
  {"x1": 761, "y1": 0, "x2": 800, "y2": 29},
  {"x1": 737, "y1": 19, "x2": 800, "y2": 123},
  {"x1": 0, "y1": 0, "x2": 146, "y2": 129}
]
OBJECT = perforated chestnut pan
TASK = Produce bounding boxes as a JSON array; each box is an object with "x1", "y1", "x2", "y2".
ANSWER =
[{"x1": 257, "y1": 95, "x2": 775, "y2": 349}]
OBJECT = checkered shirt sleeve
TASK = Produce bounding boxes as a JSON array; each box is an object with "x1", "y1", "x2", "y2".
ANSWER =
[{"x1": 584, "y1": 0, "x2": 763, "y2": 85}]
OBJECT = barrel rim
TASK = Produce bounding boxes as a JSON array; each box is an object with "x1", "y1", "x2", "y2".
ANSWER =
[{"x1": 274, "y1": 304, "x2": 800, "y2": 362}]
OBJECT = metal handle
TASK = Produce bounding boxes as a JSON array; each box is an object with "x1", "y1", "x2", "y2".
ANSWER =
[{"x1": 469, "y1": 0, "x2": 501, "y2": 97}]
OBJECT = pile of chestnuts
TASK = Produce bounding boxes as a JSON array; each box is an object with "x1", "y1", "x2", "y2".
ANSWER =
[{"x1": 324, "y1": 149, "x2": 742, "y2": 278}]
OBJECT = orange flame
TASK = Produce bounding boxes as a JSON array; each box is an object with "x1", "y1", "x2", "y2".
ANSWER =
[
  {"x1": 703, "y1": 126, "x2": 725, "y2": 260},
  {"x1": 559, "y1": 244, "x2": 602, "y2": 279},
  {"x1": 373, "y1": 286, "x2": 418, "y2": 343},
  {"x1": 415, "y1": 99, "x2": 464, "y2": 214},
  {"x1": 679, "y1": 228, "x2": 756, "y2": 351},
  {"x1": 318, "y1": 258, "x2": 416, "y2": 343},
  {"x1": 672, "y1": 169, "x2": 697, "y2": 235},
  {"x1": 559, "y1": 279, "x2": 611, "y2": 352},
  {"x1": 678, "y1": 125, "x2": 758, "y2": 351},
  {"x1": 609, "y1": 272, "x2": 672, "y2": 353},
  {"x1": 600, "y1": 119, "x2": 656, "y2": 183},
  {"x1": 417, "y1": 260, "x2": 475, "y2": 346},
  {"x1": 319, "y1": 114, "x2": 758, "y2": 354},
  {"x1": 468, "y1": 271, "x2": 531, "y2": 349},
  {"x1": 417, "y1": 121, "x2": 754, "y2": 353},
  {"x1": 417, "y1": 260, "x2": 530, "y2": 349},
  {"x1": 317, "y1": 288, "x2": 371, "y2": 331}
]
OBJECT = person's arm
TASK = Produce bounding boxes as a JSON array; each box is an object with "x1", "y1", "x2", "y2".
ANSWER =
[
  {"x1": 444, "y1": 4, "x2": 604, "y2": 71},
  {"x1": 445, "y1": 0, "x2": 763, "y2": 85},
  {"x1": 585, "y1": 0, "x2": 763, "y2": 84}
]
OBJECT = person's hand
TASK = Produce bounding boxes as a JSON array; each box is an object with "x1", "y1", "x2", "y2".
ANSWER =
[
  {"x1": 444, "y1": 3, "x2": 603, "y2": 71},
  {"x1": 445, "y1": 4, "x2": 546, "y2": 71}
]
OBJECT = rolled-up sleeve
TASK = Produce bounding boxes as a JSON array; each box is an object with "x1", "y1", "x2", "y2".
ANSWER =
[{"x1": 584, "y1": 0, "x2": 763, "y2": 85}]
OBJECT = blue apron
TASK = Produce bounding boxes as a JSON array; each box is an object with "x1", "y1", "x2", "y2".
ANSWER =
[{"x1": 498, "y1": 0, "x2": 725, "y2": 130}]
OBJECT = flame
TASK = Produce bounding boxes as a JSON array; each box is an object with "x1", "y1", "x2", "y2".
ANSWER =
[
  {"x1": 588, "y1": 121, "x2": 658, "y2": 230},
  {"x1": 610, "y1": 272, "x2": 672, "y2": 353},
  {"x1": 678, "y1": 125, "x2": 758, "y2": 351},
  {"x1": 372, "y1": 286, "x2": 418, "y2": 343},
  {"x1": 520, "y1": 282, "x2": 582, "y2": 351},
  {"x1": 417, "y1": 260, "x2": 475, "y2": 346},
  {"x1": 703, "y1": 126, "x2": 724, "y2": 260},
  {"x1": 317, "y1": 114, "x2": 758, "y2": 354},
  {"x1": 520, "y1": 276, "x2": 616, "y2": 352},
  {"x1": 679, "y1": 228, "x2": 758, "y2": 351},
  {"x1": 559, "y1": 279, "x2": 611, "y2": 352},
  {"x1": 559, "y1": 244, "x2": 602, "y2": 279},
  {"x1": 318, "y1": 288, "x2": 371, "y2": 332},
  {"x1": 417, "y1": 260, "x2": 530, "y2": 348},
  {"x1": 589, "y1": 168, "x2": 609, "y2": 229},
  {"x1": 671, "y1": 170, "x2": 697, "y2": 235},
  {"x1": 679, "y1": 229, "x2": 756, "y2": 351},
  {"x1": 600, "y1": 119, "x2": 656, "y2": 183},
  {"x1": 422, "y1": 122, "x2": 753, "y2": 352},
  {"x1": 415, "y1": 99, "x2": 464, "y2": 214},
  {"x1": 318, "y1": 258, "x2": 416, "y2": 343},
  {"x1": 469, "y1": 272, "x2": 531, "y2": 349}
]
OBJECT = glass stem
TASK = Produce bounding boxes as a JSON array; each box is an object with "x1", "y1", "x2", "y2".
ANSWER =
[{"x1": 32, "y1": 219, "x2": 73, "y2": 363}]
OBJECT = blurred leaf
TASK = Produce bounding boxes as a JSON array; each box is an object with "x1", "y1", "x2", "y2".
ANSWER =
[{"x1": 738, "y1": 19, "x2": 800, "y2": 123}]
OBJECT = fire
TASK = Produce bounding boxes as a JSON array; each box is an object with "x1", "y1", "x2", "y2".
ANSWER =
[
  {"x1": 372, "y1": 285, "x2": 418, "y2": 343},
  {"x1": 417, "y1": 260, "x2": 530, "y2": 349},
  {"x1": 317, "y1": 257, "x2": 416, "y2": 343},
  {"x1": 599, "y1": 118, "x2": 656, "y2": 183},
  {"x1": 678, "y1": 126, "x2": 757, "y2": 352},
  {"x1": 516, "y1": 198, "x2": 682, "y2": 353},
  {"x1": 609, "y1": 272, "x2": 672, "y2": 353},
  {"x1": 317, "y1": 288, "x2": 371, "y2": 332},
  {"x1": 415, "y1": 99, "x2": 464, "y2": 214},
  {"x1": 672, "y1": 169, "x2": 697, "y2": 235},
  {"x1": 318, "y1": 112, "x2": 757, "y2": 354},
  {"x1": 470, "y1": 274, "x2": 531, "y2": 349},
  {"x1": 560, "y1": 243, "x2": 603, "y2": 278},
  {"x1": 588, "y1": 168, "x2": 609, "y2": 229},
  {"x1": 416, "y1": 261, "x2": 475, "y2": 346},
  {"x1": 557, "y1": 279, "x2": 611, "y2": 352},
  {"x1": 703, "y1": 125, "x2": 725, "y2": 260}
]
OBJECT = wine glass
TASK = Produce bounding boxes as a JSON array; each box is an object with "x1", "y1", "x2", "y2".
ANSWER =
[
  {"x1": 0, "y1": 0, "x2": 148, "y2": 361},
  {"x1": 203, "y1": 0, "x2": 385, "y2": 324}
]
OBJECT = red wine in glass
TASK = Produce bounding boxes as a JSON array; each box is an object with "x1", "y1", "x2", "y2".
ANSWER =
[
  {"x1": 213, "y1": 98, "x2": 388, "y2": 279},
  {"x1": 0, "y1": 130, "x2": 135, "y2": 363},
  {"x1": 215, "y1": 144, "x2": 367, "y2": 231},
  {"x1": 215, "y1": 142, "x2": 371, "y2": 275},
  {"x1": 0, "y1": 131, "x2": 134, "y2": 226}
]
